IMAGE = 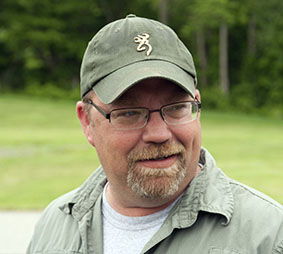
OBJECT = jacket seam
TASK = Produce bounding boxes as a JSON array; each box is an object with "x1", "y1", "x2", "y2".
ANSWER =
[
  {"x1": 229, "y1": 180, "x2": 282, "y2": 211},
  {"x1": 273, "y1": 239, "x2": 283, "y2": 254},
  {"x1": 30, "y1": 250, "x2": 83, "y2": 254}
]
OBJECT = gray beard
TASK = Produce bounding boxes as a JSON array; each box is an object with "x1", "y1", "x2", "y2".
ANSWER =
[{"x1": 126, "y1": 142, "x2": 187, "y2": 200}]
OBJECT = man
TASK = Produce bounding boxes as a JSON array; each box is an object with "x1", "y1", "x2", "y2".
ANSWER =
[{"x1": 27, "y1": 14, "x2": 283, "y2": 254}]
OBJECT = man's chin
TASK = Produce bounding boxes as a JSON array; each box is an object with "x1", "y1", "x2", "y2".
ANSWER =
[{"x1": 127, "y1": 163, "x2": 186, "y2": 200}]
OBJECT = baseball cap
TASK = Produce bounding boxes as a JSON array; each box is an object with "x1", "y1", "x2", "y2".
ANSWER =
[{"x1": 80, "y1": 14, "x2": 197, "y2": 104}]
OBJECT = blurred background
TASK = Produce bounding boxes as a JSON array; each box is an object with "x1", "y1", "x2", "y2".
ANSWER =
[
  {"x1": 0, "y1": 0, "x2": 282, "y2": 211},
  {"x1": 1, "y1": 0, "x2": 283, "y2": 115}
]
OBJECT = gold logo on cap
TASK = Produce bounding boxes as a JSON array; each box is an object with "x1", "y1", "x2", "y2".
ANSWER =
[{"x1": 134, "y1": 33, "x2": 152, "y2": 56}]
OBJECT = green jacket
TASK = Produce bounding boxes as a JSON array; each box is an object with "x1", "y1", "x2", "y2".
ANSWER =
[{"x1": 27, "y1": 149, "x2": 283, "y2": 254}]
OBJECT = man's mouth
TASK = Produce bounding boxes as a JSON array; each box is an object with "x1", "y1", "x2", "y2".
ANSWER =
[
  {"x1": 136, "y1": 154, "x2": 178, "y2": 168},
  {"x1": 141, "y1": 154, "x2": 175, "y2": 161},
  {"x1": 127, "y1": 141, "x2": 185, "y2": 170}
]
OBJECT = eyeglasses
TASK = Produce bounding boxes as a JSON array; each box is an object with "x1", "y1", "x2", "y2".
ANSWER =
[{"x1": 86, "y1": 99, "x2": 201, "y2": 130}]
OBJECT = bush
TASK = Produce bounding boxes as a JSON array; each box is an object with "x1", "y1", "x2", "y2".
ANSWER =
[
  {"x1": 229, "y1": 83, "x2": 256, "y2": 113},
  {"x1": 24, "y1": 82, "x2": 80, "y2": 101},
  {"x1": 230, "y1": 82, "x2": 283, "y2": 119},
  {"x1": 200, "y1": 85, "x2": 230, "y2": 112}
]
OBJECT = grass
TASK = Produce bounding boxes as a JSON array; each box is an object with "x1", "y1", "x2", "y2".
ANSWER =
[
  {"x1": 201, "y1": 111, "x2": 283, "y2": 203},
  {"x1": 0, "y1": 94, "x2": 282, "y2": 209}
]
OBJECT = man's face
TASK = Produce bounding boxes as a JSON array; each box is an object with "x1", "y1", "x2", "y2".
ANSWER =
[{"x1": 79, "y1": 78, "x2": 202, "y2": 207}]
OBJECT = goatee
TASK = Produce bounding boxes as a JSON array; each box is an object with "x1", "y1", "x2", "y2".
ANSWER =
[{"x1": 127, "y1": 141, "x2": 187, "y2": 199}]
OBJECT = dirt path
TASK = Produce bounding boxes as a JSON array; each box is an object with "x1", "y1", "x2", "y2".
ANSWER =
[{"x1": 0, "y1": 210, "x2": 42, "y2": 253}]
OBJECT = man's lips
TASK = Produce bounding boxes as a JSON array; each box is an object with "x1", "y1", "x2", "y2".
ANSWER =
[{"x1": 136, "y1": 154, "x2": 178, "y2": 168}]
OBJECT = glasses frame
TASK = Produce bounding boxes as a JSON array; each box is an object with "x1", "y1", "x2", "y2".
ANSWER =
[{"x1": 86, "y1": 99, "x2": 201, "y2": 129}]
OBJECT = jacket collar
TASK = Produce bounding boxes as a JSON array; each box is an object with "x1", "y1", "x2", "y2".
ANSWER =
[
  {"x1": 170, "y1": 148, "x2": 234, "y2": 229},
  {"x1": 59, "y1": 148, "x2": 234, "y2": 226},
  {"x1": 59, "y1": 165, "x2": 107, "y2": 221}
]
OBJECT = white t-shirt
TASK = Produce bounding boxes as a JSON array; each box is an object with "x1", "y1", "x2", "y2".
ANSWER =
[{"x1": 102, "y1": 185, "x2": 179, "y2": 254}]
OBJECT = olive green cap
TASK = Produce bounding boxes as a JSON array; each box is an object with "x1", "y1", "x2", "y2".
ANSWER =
[{"x1": 80, "y1": 14, "x2": 197, "y2": 104}]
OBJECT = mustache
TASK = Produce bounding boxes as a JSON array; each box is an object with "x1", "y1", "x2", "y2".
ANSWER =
[{"x1": 127, "y1": 141, "x2": 185, "y2": 163}]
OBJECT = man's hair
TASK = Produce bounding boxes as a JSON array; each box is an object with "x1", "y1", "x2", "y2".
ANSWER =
[{"x1": 82, "y1": 90, "x2": 93, "y2": 115}]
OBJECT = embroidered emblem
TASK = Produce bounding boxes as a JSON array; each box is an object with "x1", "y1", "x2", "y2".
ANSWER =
[{"x1": 134, "y1": 33, "x2": 152, "y2": 56}]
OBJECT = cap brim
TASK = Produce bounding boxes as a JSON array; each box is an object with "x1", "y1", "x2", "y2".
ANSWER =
[{"x1": 92, "y1": 60, "x2": 195, "y2": 104}]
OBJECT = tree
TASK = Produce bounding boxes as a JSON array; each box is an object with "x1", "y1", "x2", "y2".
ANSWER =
[
  {"x1": 247, "y1": 0, "x2": 283, "y2": 113},
  {"x1": 219, "y1": 22, "x2": 229, "y2": 94},
  {"x1": 0, "y1": 0, "x2": 159, "y2": 93},
  {"x1": 0, "y1": 0, "x2": 105, "y2": 91},
  {"x1": 179, "y1": 0, "x2": 237, "y2": 94},
  {"x1": 159, "y1": 0, "x2": 170, "y2": 24},
  {"x1": 196, "y1": 29, "x2": 208, "y2": 87}
]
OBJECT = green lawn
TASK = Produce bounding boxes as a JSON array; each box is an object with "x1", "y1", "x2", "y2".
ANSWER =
[{"x1": 0, "y1": 94, "x2": 282, "y2": 209}]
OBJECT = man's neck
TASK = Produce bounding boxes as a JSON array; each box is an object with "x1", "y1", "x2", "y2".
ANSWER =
[{"x1": 105, "y1": 184, "x2": 183, "y2": 217}]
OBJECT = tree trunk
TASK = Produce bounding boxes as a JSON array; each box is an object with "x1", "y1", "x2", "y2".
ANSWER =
[
  {"x1": 98, "y1": 0, "x2": 113, "y2": 22},
  {"x1": 159, "y1": 0, "x2": 170, "y2": 24},
  {"x1": 248, "y1": 14, "x2": 256, "y2": 56},
  {"x1": 196, "y1": 29, "x2": 208, "y2": 87},
  {"x1": 99, "y1": 0, "x2": 124, "y2": 22},
  {"x1": 219, "y1": 22, "x2": 229, "y2": 94}
]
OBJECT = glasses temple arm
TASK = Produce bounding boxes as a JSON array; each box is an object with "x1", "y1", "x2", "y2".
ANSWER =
[{"x1": 87, "y1": 100, "x2": 110, "y2": 119}]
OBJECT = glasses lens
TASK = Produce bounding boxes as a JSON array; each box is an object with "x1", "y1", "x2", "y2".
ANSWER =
[
  {"x1": 110, "y1": 108, "x2": 148, "y2": 130},
  {"x1": 162, "y1": 102, "x2": 198, "y2": 125}
]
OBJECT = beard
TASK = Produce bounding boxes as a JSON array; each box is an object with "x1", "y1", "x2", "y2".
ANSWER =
[{"x1": 126, "y1": 141, "x2": 187, "y2": 200}]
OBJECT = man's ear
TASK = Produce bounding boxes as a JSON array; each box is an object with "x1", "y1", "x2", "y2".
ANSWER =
[
  {"x1": 76, "y1": 101, "x2": 95, "y2": 147},
  {"x1": 195, "y1": 89, "x2": 201, "y2": 102}
]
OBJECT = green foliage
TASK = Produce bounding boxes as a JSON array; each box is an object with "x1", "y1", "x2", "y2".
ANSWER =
[
  {"x1": 238, "y1": 0, "x2": 283, "y2": 118},
  {"x1": 200, "y1": 86, "x2": 230, "y2": 111},
  {"x1": 174, "y1": 0, "x2": 283, "y2": 117},
  {"x1": 0, "y1": 0, "x2": 105, "y2": 91},
  {"x1": 229, "y1": 83, "x2": 256, "y2": 113},
  {"x1": 0, "y1": 0, "x2": 282, "y2": 117},
  {"x1": 24, "y1": 82, "x2": 80, "y2": 101}
]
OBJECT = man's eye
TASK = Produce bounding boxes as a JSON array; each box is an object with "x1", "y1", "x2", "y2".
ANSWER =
[
  {"x1": 168, "y1": 104, "x2": 187, "y2": 112},
  {"x1": 120, "y1": 111, "x2": 139, "y2": 117},
  {"x1": 164, "y1": 103, "x2": 190, "y2": 119},
  {"x1": 113, "y1": 110, "x2": 141, "y2": 119}
]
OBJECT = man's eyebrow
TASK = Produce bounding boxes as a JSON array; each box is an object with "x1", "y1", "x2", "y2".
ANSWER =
[
  {"x1": 112, "y1": 95, "x2": 137, "y2": 107},
  {"x1": 111, "y1": 88, "x2": 192, "y2": 107},
  {"x1": 162, "y1": 89, "x2": 193, "y2": 103}
]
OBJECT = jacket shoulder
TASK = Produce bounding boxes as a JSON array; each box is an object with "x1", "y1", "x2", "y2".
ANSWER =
[
  {"x1": 229, "y1": 178, "x2": 282, "y2": 214},
  {"x1": 27, "y1": 189, "x2": 82, "y2": 253},
  {"x1": 27, "y1": 167, "x2": 106, "y2": 253}
]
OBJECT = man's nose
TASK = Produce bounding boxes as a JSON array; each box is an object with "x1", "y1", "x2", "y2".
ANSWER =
[{"x1": 142, "y1": 112, "x2": 172, "y2": 144}]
